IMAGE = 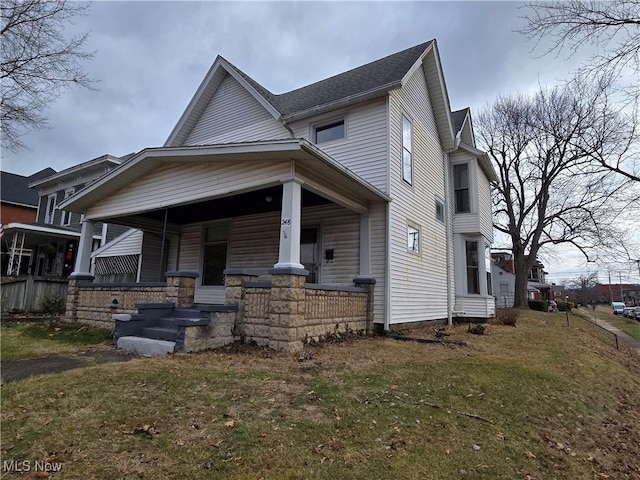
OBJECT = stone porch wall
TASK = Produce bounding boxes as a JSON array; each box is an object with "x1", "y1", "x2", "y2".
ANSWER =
[
  {"x1": 63, "y1": 272, "x2": 197, "y2": 329},
  {"x1": 229, "y1": 269, "x2": 374, "y2": 351}
]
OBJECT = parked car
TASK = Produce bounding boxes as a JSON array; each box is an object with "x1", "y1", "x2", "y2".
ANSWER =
[
  {"x1": 623, "y1": 307, "x2": 635, "y2": 318},
  {"x1": 632, "y1": 306, "x2": 640, "y2": 321},
  {"x1": 611, "y1": 302, "x2": 626, "y2": 315},
  {"x1": 548, "y1": 300, "x2": 558, "y2": 312}
]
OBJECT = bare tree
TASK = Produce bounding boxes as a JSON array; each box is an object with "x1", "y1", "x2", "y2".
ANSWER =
[
  {"x1": 566, "y1": 272, "x2": 599, "y2": 305},
  {"x1": 477, "y1": 79, "x2": 637, "y2": 308},
  {"x1": 1, "y1": 0, "x2": 94, "y2": 152},
  {"x1": 520, "y1": 0, "x2": 640, "y2": 182}
]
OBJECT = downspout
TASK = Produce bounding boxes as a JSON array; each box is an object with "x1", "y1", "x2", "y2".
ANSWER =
[
  {"x1": 281, "y1": 118, "x2": 295, "y2": 139},
  {"x1": 385, "y1": 201, "x2": 392, "y2": 332},
  {"x1": 443, "y1": 152, "x2": 453, "y2": 326}
]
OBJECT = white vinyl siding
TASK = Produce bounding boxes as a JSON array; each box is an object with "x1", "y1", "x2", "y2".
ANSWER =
[
  {"x1": 92, "y1": 229, "x2": 143, "y2": 257},
  {"x1": 477, "y1": 166, "x2": 494, "y2": 242},
  {"x1": 388, "y1": 65, "x2": 449, "y2": 324},
  {"x1": 85, "y1": 160, "x2": 291, "y2": 220},
  {"x1": 289, "y1": 99, "x2": 389, "y2": 193},
  {"x1": 451, "y1": 153, "x2": 481, "y2": 235},
  {"x1": 179, "y1": 203, "x2": 381, "y2": 308},
  {"x1": 184, "y1": 74, "x2": 289, "y2": 146}
]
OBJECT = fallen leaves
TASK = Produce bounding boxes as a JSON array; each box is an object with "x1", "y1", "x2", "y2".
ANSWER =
[{"x1": 132, "y1": 423, "x2": 160, "y2": 438}]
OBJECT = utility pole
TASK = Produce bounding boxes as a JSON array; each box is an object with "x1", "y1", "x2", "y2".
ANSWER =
[
  {"x1": 619, "y1": 272, "x2": 624, "y2": 303},
  {"x1": 608, "y1": 271, "x2": 613, "y2": 303}
]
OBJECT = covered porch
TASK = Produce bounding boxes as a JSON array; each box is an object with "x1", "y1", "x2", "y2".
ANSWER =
[{"x1": 61, "y1": 139, "x2": 388, "y2": 351}]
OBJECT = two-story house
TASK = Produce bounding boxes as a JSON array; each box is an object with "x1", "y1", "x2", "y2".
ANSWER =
[
  {"x1": 1, "y1": 168, "x2": 55, "y2": 274},
  {"x1": 60, "y1": 40, "x2": 497, "y2": 350},
  {"x1": 2, "y1": 155, "x2": 134, "y2": 278}
]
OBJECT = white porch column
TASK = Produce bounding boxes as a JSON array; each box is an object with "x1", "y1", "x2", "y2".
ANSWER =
[
  {"x1": 70, "y1": 218, "x2": 96, "y2": 279},
  {"x1": 274, "y1": 179, "x2": 304, "y2": 270},
  {"x1": 357, "y1": 214, "x2": 372, "y2": 279}
]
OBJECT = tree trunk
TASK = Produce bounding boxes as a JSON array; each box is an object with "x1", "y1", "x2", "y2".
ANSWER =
[{"x1": 512, "y1": 249, "x2": 530, "y2": 308}]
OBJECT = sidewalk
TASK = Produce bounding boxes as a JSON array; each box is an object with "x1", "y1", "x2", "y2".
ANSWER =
[{"x1": 577, "y1": 308, "x2": 640, "y2": 353}]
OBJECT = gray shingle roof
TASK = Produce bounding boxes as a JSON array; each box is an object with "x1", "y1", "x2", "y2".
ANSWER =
[
  {"x1": 451, "y1": 108, "x2": 469, "y2": 136},
  {"x1": 1, "y1": 168, "x2": 56, "y2": 206},
  {"x1": 225, "y1": 40, "x2": 434, "y2": 117}
]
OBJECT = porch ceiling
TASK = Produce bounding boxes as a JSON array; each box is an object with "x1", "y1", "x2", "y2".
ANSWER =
[{"x1": 137, "y1": 185, "x2": 331, "y2": 225}]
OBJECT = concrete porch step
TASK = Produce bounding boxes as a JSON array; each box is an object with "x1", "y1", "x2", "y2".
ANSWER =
[
  {"x1": 117, "y1": 336, "x2": 176, "y2": 356},
  {"x1": 139, "y1": 326, "x2": 178, "y2": 342},
  {"x1": 158, "y1": 317, "x2": 178, "y2": 328}
]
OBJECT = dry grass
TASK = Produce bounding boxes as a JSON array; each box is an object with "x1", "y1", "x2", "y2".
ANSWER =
[
  {"x1": 1, "y1": 311, "x2": 639, "y2": 479},
  {"x1": 1, "y1": 320, "x2": 113, "y2": 362}
]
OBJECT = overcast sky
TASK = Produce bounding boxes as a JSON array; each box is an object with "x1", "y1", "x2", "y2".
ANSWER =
[{"x1": 2, "y1": 1, "x2": 638, "y2": 284}]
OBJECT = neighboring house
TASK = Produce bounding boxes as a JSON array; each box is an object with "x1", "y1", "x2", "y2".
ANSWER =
[
  {"x1": 1, "y1": 168, "x2": 56, "y2": 275},
  {"x1": 61, "y1": 40, "x2": 498, "y2": 344},
  {"x1": 491, "y1": 252, "x2": 551, "y2": 306},
  {"x1": 2, "y1": 155, "x2": 132, "y2": 278}
]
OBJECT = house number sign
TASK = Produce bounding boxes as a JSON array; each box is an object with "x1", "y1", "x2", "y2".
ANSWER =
[{"x1": 281, "y1": 218, "x2": 291, "y2": 226}]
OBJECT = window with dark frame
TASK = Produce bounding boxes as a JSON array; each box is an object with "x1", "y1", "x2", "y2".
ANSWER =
[
  {"x1": 465, "y1": 240, "x2": 480, "y2": 294},
  {"x1": 314, "y1": 120, "x2": 345, "y2": 144},
  {"x1": 453, "y1": 163, "x2": 470, "y2": 213},
  {"x1": 202, "y1": 225, "x2": 229, "y2": 286},
  {"x1": 402, "y1": 114, "x2": 412, "y2": 184}
]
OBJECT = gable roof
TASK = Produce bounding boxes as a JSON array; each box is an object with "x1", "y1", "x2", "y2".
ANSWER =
[
  {"x1": 29, "y1": 154, "x2": 125, "y2": 190},
  {"x1": 166, "y1": 40, "x2": 458, "y2": 147},
  {"x1": 451, "y1": 108, "x2": 469, "y2": 136},
  {"x1": 1, "y1": 168, "x2": 56, "y2": 207}
]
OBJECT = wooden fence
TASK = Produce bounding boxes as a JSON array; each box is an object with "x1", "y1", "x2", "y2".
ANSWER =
[{"x1": 1, "y1": 276, "x2": 68, "y2": 314}]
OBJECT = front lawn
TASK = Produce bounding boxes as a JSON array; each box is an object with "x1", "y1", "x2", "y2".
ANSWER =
[
  {"x1": 1, "y1": 311, "x2": 639, "y2": 479},
  {"x1": 1, "y1": 320, "x2": 113, "y2": 362}
]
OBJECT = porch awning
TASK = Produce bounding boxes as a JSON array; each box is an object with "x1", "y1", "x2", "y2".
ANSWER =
[{"x1": 59, "y1": 139, "x2": 391, "y2": 220}]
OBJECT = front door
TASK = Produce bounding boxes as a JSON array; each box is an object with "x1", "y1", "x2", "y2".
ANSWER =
[{"x1": 300, "y1": 227, "x2": 319, "y2": 283}]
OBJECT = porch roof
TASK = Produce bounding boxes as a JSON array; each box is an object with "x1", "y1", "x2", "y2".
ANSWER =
[
  {"x1": 60, "y1": 139, "x2": 390, "y2": 216},
  {"x1": 2, "y1": 222, "x2": 101, "y2": 248}
]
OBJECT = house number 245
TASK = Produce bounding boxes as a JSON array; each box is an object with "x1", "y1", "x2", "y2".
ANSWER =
[{"x1": 281, "y1": 218, "x2": 291, "y2": 226}]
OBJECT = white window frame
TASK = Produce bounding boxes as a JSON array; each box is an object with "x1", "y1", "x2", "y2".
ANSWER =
[
  {"x1": 407, "y1": 222, "x2": 421, "y2": 254},
  {"x1": 60, "y1": 188, "x2": 75, "y2": 226},
  {"x1": 402, "y1": 114, "x2": 413, "y2": 185},
  {"x1": 313, "y1": 117, "x2": 346, "y2": 144},
  {"x1": 465, "y1": 239, "x2": 480, "y2": 295},
  {"x1": 44, "y1": 194, "x2": 57, "y2": 224},
  {"x1": 453, "y1": 163, "x2": 470, "y2": 214},
  {"x1": 435, "y1": 197, "x2": 445, "y2": 223}
]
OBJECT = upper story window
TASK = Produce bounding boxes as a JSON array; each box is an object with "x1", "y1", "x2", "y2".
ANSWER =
[
  {"x1": 407, "y1": 223, "x2": 420, "y2": 254},
  {"x1": 314, "y1": 119, "x2": 345, "y2": 144},
  {"x1": 402, "y1": 114, "x2": 412, "y2": 185},
  {"x1": 60, "y1": 188, "x2": 75, "y2": 226},
  {"x1": 453, "y1": 163, "x2": 470, "y2": 213},
  {"x1": 44, "y1": 194, "x2": 57, "y2": 224},
  {"x1": 202, "y1": 224, "x2": 229, "y2": 286}
]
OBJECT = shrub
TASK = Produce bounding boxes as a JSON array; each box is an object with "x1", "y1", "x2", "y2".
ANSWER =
[
  {"x1": 39, "y1": 294, "x2": 66, "y2": 316},
  {"x1": 528, "y1": 300, "x2": 548, "y2": 312},
  {"x1": 557, "y1": 301, "x2": 573, "y2": 312},
  {"x1": 494, "y1": 308, "x2": 519, "y2": 326}
]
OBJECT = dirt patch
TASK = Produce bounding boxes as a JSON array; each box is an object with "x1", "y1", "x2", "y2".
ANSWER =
[{"x1": 1, "y1": 348, "x2": 137, "y2": 383}]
